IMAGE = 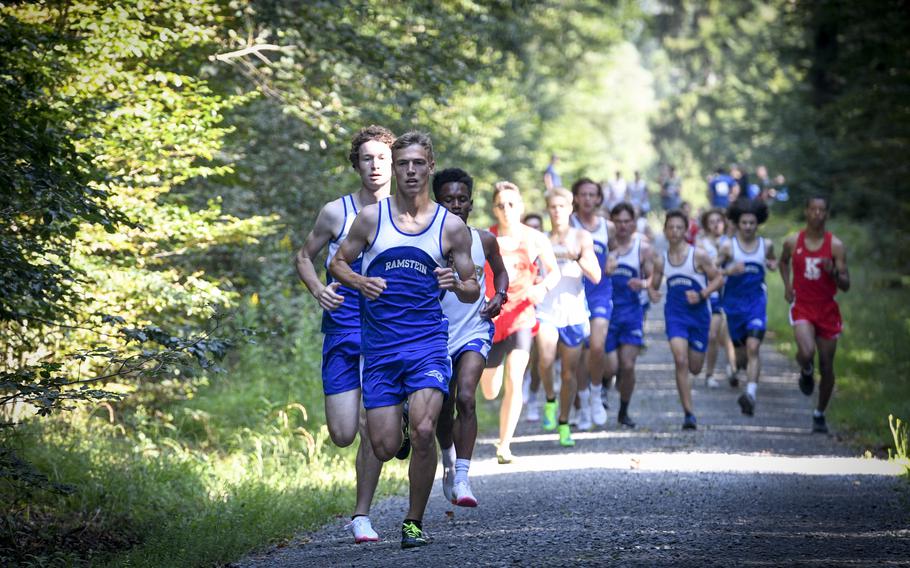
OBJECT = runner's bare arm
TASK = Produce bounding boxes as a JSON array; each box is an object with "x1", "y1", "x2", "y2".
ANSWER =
[
  {"x1": 779, "y1": 235, "x2": 796, "y2": 303},
  {"x1": 630, "y1": 240, "x2": 654, "y2": 292},
  {"x1": 328, "y1": 205, "x2": 387, "y2": 300},
  {"x1": 696, "y1": 247, "x2": 724, "y2": 299},
  {"x1": 648, "y1": 250, "x2": 664, "y2": 303},
  {"x1": 529, "y1": 232, "x2": 560, "y2": 304},
  {"x1": 295, "y1": 199, "x2": 345, "y2": 310},
  {"x1": 437, "y1": 215, "x2": 480, "y2": 303},
  {"x1": 479, "y1": 229, "x2": 509, "y2": 319},
  {"x1": 577, "y1": 230, "x2": 602, "y2": 284},
  {"x1": 830, "y1": 236, "x2": 850, "y2": 292}
]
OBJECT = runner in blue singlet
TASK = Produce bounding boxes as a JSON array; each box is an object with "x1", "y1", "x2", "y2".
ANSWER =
[
  {"x1": 604, "y1": 203, "x2": 655, "y2": 428},
  {"x1": 330, "y1": 132, "x2": 479, "y2": 550},
  {"x1": 295, "y1": 125, "x2": 395, "y2": 543},
  {"x1": 717, "y1": 198, "x2": 778, "y2": 416},
  {"x1": 649, "y1": 210, "x2": 723, "y2": 430}
]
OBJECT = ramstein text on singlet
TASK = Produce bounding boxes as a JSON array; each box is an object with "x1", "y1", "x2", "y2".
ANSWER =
[{"x1": 385, "y1": 258, "x2": 428, "y2": 274}]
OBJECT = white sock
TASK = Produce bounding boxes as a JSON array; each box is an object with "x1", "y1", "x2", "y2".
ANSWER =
[
  {"x1": 813, "y1": 409, "x2": 824, "y2": 418},
  {"x1": 454, "y1": 458, "x2": 470, "y2": 484},
  {"x1": 746, "y1": 382, "x2": 757, "y2": 398},
  {"x1": 441, "y1": 444, "x2": 456, "y2": 469},
  {"x1": 578, "y1": 386, "x2": 591, "y2": 407}
]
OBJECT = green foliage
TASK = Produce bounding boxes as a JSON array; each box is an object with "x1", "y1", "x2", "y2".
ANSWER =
[
  {"x1": 1, "y1": 311, "x2": 406, "y2": 567},
  {"x1": 889, "y1": 415, "x2": 910, "y2": 477}
]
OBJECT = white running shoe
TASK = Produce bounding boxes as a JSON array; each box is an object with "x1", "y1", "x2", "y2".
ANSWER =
[
  {"x1": 577, "y1": 405, "x2": 593, "y2": 431},
  {"x1": 526, "y1": 399, "x2": 540, "y2": 422},
  {"x1": 706, "y1": 376, "x2": 720, "y2": 388},
  {"x1": 452, "y1": 480, "x2": 478, "y2": 507},
  {"x1": 590, "y1": 391, "x2": 608, "y2": 426},
  {"x1": 442, "y1": 466, "x2": 455, "y2": 503},
  {"x1": 345, "y1": 516, "x2": 380, "y2": 543}
]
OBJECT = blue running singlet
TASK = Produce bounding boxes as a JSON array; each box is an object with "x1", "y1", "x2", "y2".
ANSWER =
[
  {"x1": 360, "y1": 198, "x2": 449, "y2": 355},
  {"x1": 605, "y1": 236, "x2": 645, "y2": 352},
  {"x1": 663, "y1": 246, "x2": 711, "y2": 352},
  {"x1": 570, "y1": 213, "x2": 613, "y2": 320},
  {"x1": 723, "y1": 236, "x2": 768, "y2": 341},
  {"x1": 322, "y1": 194, "x2": 362, "y2": 334}
]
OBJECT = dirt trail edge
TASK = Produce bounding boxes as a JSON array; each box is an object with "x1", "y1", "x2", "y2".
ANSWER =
[{"x1": 238, "y1": 312, "x2": 910, "y2": 567}]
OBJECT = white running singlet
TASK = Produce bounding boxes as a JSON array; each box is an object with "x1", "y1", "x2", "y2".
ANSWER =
[{"x1": 441, "y1": 228, "x2": 494, "y2": 356}]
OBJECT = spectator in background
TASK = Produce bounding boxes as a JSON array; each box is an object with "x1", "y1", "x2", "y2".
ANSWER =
[
  {"x1": 628, "y1": 170, "x2": 652, "y2": 239},
  {"x1": 606, "y1": 170, "x2": 628, "y2": 210},
  {"x1": 755, "y1": 165, "x2": 773, "y2": 202},
  {"x1": 773, "y1": 174, "x2": 790, "y2": 202},
  {"x1": 543, "y1": 154, "x2": 562, "y2": 192},
  {"x1": 708, "y1": 167, "x2": 735, "y2": 209},
  {"x1": 661, "y1": 165, "x2": 682, "y2": 211},
  {"x1": 628, "y1": 170, "x2": 650, "y2": 218},
  {"x1": 730, "y1": 164, "x2": 748, "y2": 202}
]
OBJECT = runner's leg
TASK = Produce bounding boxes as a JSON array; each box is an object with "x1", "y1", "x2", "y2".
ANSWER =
[
  {"x1": 366, "y1": 404, "x2": 405, "y2": 462},
  {"x1": 405, "y1": 388, "x2": 445, "y2": 522},
  {"x1": 816, "y1": 336, "x2": 838, "y2": 413},
  {"x1": 669, "y1": 338, "x2": 694, "y2": 414},
  {"x1": 453, "y1": 351, "x2": 485, "y2": 459}
]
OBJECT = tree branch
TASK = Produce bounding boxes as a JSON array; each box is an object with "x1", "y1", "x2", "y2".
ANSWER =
[{"x1": 210, "y1": 44, "x2": 292, "y2": 63}]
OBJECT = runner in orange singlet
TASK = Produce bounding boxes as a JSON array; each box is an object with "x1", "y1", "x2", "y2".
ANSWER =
[
  {"x1": 480, "y1": 181, "x2": 559, "y2": 463},
  {"x1": 779, "y1": 195, "x2": 850, "y2": 433}
]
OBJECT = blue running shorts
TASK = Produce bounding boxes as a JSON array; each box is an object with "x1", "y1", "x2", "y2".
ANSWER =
[
  {"x1": 451, "y1": 337, "x2": 493, "y2": 364},
  {"x1": 361, "y1": 348, "x2": 451, "y2": 409},
  {"x1": 605, "y1": 316, "x2": 644, "y2": 352},
  {"x1": 665, "y1": 315, "x2": 710, "y2": 353},
  {"x1": 321, "y1": 331, "x2": 361, "y2": 396}
]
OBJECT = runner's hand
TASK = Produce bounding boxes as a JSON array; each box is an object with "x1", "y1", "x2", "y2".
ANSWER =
[
  {"x1": 685, "y1": 289, "x2": 702, "y2": 305},
  {"x1": 821, "y1": 257, "x2": 835, "y2": 276},
  {"x1": 318, "y1": 281, "x2": 344, "y2": 310},
  {"x1": 727, "y1": 262, "x2": 746, "y2": 276},
  {"x1": 628, "y1": 278, "x2": 644, "y2": 291},
  {"x1": 605, "y1": 255, "x2": 618, "y2": 275},
  {"x1": 784, "y1": 286, "x2": 794, "y2": 304},
  {"x1": 434, "y1": 267, "x2": 458, "y2": 291},
  {"x1": 359, "y1": 276, "x2": 387, "y2": 300},
  {"x1": 480, "y1": 293, "x2": 504, "y2": 319}
]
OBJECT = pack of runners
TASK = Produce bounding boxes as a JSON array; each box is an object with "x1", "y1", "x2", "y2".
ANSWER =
[{"x1": 296, "y1": 129, "x2": 850, "y2": 548}]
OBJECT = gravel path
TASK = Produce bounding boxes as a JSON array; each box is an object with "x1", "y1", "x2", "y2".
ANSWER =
[{"x1": 238, "y1": 310, "x2": 910, "y2": 567}]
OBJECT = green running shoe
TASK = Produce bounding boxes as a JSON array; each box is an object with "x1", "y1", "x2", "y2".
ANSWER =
[
  {"x1": 558, "y1": 423, "x2": 575, "y2": 447},
  {"x1": 542, "y1": 401, "x2": 558, "y2": 431},
  {"x1": 401, "y1": 520, "x2": 429, "y2": 549}
]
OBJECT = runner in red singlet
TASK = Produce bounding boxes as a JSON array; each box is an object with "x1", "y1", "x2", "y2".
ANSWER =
[
  {"x1": 779, "y1": 195, "x2": 850, "y2": 433},
  {"x1": 480, "y1": 181, "x2": 559, "y2": 463}
]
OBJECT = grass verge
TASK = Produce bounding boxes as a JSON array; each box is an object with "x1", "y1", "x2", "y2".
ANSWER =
[
  {"x1": 763, "y1": 213, "x2": 910, "y2": 452},
  {"x1": 1, "y1": 309, "x2": 407, "y2": 566}
]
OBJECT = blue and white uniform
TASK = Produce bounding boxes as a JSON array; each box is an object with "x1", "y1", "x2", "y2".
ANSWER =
[
  {"x1": 537, "y1": 229, "x2": 589, "y2": 348},
  {"x1": 360, "y1": 198, "x2": 451, "y2": 408},
  {"x1": 700, "y1": 237, "x2": 724, "y2": 315},
  {"x1": 441, "y1": 228, "x2": 494, "y2": 361},
  {"x1": 723, "y1": 236, "x2": 768, "y2": 343},
  {"x1": 663, "y1": 246, "x2": 711, "y2": 352},
  {"x1": 709, "y1": 174, "x2": 735, "y2": 208},
  {"x1": 570, "y1": 213, "x2": 613, "y2": 321},
  {"x1": 605, "y1": 236, "x2": 645, "y2": 352},
  {"x1": 321, "y1": 194, "x2": 363, "y2": 396}
]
